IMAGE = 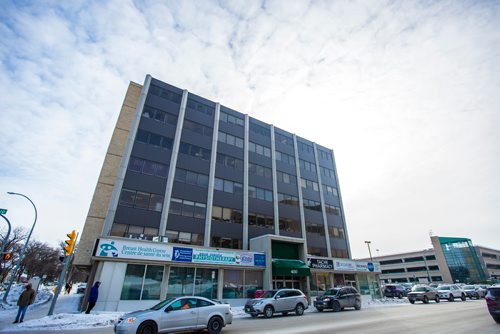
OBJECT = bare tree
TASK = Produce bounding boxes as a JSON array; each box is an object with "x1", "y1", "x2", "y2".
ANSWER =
[
  {"x1": 0, "y1": 227, "x2": 28, "y2": 283},
  {"x1": 20, "y1": 241, "x2": 63, "y2": 282}
]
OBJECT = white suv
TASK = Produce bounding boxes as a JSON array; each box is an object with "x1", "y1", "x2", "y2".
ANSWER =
[
  {"x1": 437, "y1": 284, "x2": 466, "y2": 301},
  {"x1": 244, "y1": 289, "x2": 309, "y2": 318}
]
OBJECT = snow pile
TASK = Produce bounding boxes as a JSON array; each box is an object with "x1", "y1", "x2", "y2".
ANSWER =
[
  {"x1": 363, "y1": 298, "x2": 410, "y2": 308},
  {"x1": 8, "y1": 312, "x2": 123, "y2": 331},
  {"x1": 0, "y1": 284, "x2": 52, "y2": 311}
]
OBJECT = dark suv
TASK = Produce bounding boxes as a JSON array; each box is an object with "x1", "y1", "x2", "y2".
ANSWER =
[
  {"x1": 314, "y1": 286, "x2": 361, "y2": 312},
  {"x1": 384, "y1": 284, "x2": 407, "y2": 298},
  {"x1": 485, "y1": 286, "x2": 500, "y2": 324}
]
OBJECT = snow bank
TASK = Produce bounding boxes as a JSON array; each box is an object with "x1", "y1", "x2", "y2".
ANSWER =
[
  {"x1": 0, "y1": 284, "x2": 52, "y2": 311},
  {"x1": 363, "y1": 298, "x2": 410, "y2": 308},
  {"x1": 8, "y1": 312, "x2": 122, "y2": 331}
]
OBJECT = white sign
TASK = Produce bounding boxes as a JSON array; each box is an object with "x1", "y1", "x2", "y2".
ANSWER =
[
  {"x1": 333, "y1": 258, "x2": 357, "y2": 271},
  {"x1": 96, "y1": 238, "x2": 173, "y2": 261}
]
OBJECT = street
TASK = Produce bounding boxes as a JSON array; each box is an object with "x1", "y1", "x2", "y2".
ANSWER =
[{"x1": 2, "y1": 299, "x2": 498, "y2": 334}]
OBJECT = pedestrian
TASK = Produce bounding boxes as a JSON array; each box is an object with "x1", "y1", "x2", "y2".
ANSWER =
[
  {"x1": 13, "y1": 283, "x2": 36, "y2": 324},
  {"x1": 85, "y1": 281, "x2": 100, "y2": 314}
]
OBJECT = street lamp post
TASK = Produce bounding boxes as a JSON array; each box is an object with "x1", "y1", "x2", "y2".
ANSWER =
[
  {"x1": 2, "y1": 192, "x2": 37, "y2": 304},
  {"x1": 365, "y1": 241, "x2": 373, "y2": 261},
  {"x1": 376, "y1": 249, "x2": 380, "y2": 257},
  {"x1": 0, "y1": 214, "x2": 12, "y2": 255}
]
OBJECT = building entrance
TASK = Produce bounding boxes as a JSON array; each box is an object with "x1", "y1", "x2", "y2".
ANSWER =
[{"x1": 272, "y1": 276, "x2": 303, "y2": 290}]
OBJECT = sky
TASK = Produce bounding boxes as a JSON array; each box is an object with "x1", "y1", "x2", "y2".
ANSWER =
[{"x1": 0, "y1": 0, "x2": 499, "y2": 259}]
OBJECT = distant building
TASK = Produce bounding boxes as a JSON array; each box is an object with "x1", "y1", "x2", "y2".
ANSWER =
[
  {"x1": 74, "y1": 75, "x2": 380, "y2": 312},
  {"x1": 360, "y1": 236, "x2": 498, "y2": 284}
]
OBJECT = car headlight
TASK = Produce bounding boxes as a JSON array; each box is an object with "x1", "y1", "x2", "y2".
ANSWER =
[
  {"x1": 126, "y1": 317, "x2": 137, "y2": 323},
  {"x1": 254, "y1": 301, "x2": 263, "y2": 306},
  {"x1": 323, "y1": 298, "x2": 330, "y2": 301}
]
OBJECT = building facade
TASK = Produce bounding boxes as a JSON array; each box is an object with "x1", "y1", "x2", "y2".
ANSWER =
[
  {"x1": 74, "y1": 75, "x2": 380, "y2": 311},
  {"x1": 362, "y1": 236, "x2": 496, "y2": 284}
]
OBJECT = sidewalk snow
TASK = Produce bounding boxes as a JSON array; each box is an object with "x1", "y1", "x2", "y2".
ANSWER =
[
  {"x1": 7, "y1": 312, "x2": 122, "y2": 332},
  {"x1": 363, "y1": 298, "x2": 410, "y2": 308},
  {"x1": 0, "y1": 284, "x2": 52, "y2": 311}
]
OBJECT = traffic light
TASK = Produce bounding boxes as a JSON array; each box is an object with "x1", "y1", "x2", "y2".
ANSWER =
[
  {"x1": 2, "y1": 253, "x2": 12, "y2": 261},
  {"x1": 64, "y1": 230, "x2": 77, "y2": 256}
]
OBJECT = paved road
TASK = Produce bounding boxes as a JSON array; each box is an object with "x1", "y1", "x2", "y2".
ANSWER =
[{"x1": 2, "y1": 299, "x2": 499, "y2": 333}]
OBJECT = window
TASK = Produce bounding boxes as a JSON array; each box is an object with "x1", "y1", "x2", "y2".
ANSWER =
[
  {"x1": 320, "y1": 167, "x2": 335, "y2": 179},
  {"x1": 183, "y1": 119, "x2": 212, "y2": 137},
  {"x1": 120, "y1": 264, "x2": 163, "y2": 300},
  {"x1": 303, "y1": 199, "x2": 321, "y2": 211},
  {"x1": 211, "y1": 236, "x2": 242, "y2": 249},
  {"x1": 165, "y1": 230, "x2": 203, "y2": 245},
  {"x1": 220, "y1": 111, "x2": 244, "y2": 126},
  {"x1": 279, "y1": 218, "x2": 301, "y2": 233},
  {"x1": 149, "y1": 85, "x2": 182, "y2": 104},
  {"x1": 169, "y1": 198, "x2": 206, "y2": 219},
  {"x1": 323, "y1": 185, "x2": 338, "y2": 197},
  {"x1": 135, "y1": 130, "x2": 173, "y2": 150},
  {"x1": 249, "y1": 163, "x2": 272, "y2": 178},
  {"x1": 249, "y1": 122, "x2": 270, "y2": 138},
  {"x1": 218, "y1": 131, "x2": 244, "y2": 148},
  {"x1": 179, "y1": 142, "x2": 211, "y2": 160},
  {"x1": 325, "y1": 204, "x2": 341, "y2": 216},
  {"x1": 223, "y1": 270, "x2": 244, "y2": 299},
  {"x1": 214, "y1": 178, "x2": 243, "y2": 195},
  {"x1": 186, "y1": 98, "x2": 214, "y2": 116},
  {"x1": 248, "y1": 141, "x2": 271, "y2": 157},
  {"x1": 275, "y1": 151, "x2": 295, "y2": 166},
  {"x1": 300, "y1": 159, "x2": 317, "y2": 173},
  {"x1": 110, "y1": 224, "x2": 159, "y2": 240},
  {"x1": 306, "y1": 222, "x2": 325, "y2": 235},
  {"x1": 275, "y1": 132, "x2": 293, "y2": 146},
  {"x1": 318, "y1": 149, "x2": 332, "y2": 161},
  {"x1": 248, "y1": 186, "x2": 273, "y2": 202},
  {"x1": 212, "y1": 206, "x2": 242, "y2": 224},
  {"x1": 175, "y1": 168, "x2": 209, "y2": 188},
  {"x1": 216, "y1": 153, "x2": 244, "y2": 170},
  {"x1": 298, "y1": 141, "x2": 313, "y2": 153},
  {"x1": 300, "y1": 178, "x2": 319, "y2": 192},
  {"x1": 248, "y1": 213, "x2": 274, "y2": 229},
  {"x1": 328, "y1": 227, "x2": 345, "y2": 239},
  {"x1": 118, "y1": 188, "x2": 163, "y2": 212},
  {"x1": 142, "y1": 105, "x2": 177, "y2": 126},
  {"x1": 278, "y1": 193, "x2": 299, "y2": 206},
  {"x1": 276, "y1": 171, "x2": 297, "y2": 185}
]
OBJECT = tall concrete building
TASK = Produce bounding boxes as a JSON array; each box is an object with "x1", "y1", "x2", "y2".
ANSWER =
[{"x1": 74, "y1": 75, "x2": 380, "y2": 311}]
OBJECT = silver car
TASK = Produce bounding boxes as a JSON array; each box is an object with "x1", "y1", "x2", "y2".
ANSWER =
[
  {"x1": 244, "y1": 288, "x2": 308, "y2": 318},
  {"x1": 114, "y1": 296, "x2": 232, "y2": 334}
]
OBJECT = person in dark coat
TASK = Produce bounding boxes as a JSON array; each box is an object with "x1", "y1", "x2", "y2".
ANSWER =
[
  {"x1": 85, "y1": 281, "x2": 101, "y2": 314},
  {"x1": 14, "y1": 283, "x2": 36, "y2": 323}
]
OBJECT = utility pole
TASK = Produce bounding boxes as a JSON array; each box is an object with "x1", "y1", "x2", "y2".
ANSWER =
[{"x1": 365, "y1": 241, "x2": 373, "y2": 261}]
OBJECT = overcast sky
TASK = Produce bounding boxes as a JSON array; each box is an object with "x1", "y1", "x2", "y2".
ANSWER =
[{"x1": 1, "y1": 0, "x2": 499, "y2": 259}]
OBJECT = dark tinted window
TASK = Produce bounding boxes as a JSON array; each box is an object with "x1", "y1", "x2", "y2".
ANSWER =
[
  {"x1": 487, "y1": 288, "x2": 500, "y2": 297},
  {"x1": 197, "y1": 299, "x2": 215, "y2": 307}
]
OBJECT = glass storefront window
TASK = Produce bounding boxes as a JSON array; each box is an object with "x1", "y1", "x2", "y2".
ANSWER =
[
  {"x1": 310, "y1": 272, "x2": 329, "y2": 297},
  {"x1": 244, "y1": 271, "x2": 263, "y2": 299},
  {"x1": 167, "y1": 267, "x2": 195, "y2": 297},
  {"x1": 223, "y1": 270, "x2": 244, "y2": 299},
  {"x1": 121, "y1": 264, "x2": 145, "y2": 300},
  {"x1": 195, "y1": 268, "x2": 218, "y2": 299},
  {"x1": 142, "y1": 266, "x2": 163, "y2": 300}
]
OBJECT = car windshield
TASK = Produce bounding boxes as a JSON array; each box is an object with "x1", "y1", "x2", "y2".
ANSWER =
[
  {"x1": 386, "y1": 286, "x2": 396, "y2": 290},
  {"x1": 488, "y1": 288, "x2": 500, "y2": 297},
  {"x1": 439, "y1": 286, "x2": 450, "y2": 290},
  {"x1": 463, "y1": 285, "x2": 475, "y2": 289},
  {"x1": 150, "y1": 298, "x2": 176, "y2": 310},
  {"x1": 412, "y1": 287, "x2": 427, "y2": 292},
  {"x1": 260, "y1": 290, "x2": 277, "y2": 299},
  {"x1": 325, "y1": 288, "x2": 341, "y2": 295}
]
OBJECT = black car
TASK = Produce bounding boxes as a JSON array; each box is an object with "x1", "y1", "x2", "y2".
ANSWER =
[
  {"x1": 314, "y1": 286, "x2": 361, "y2": 312},
  {"x1": 383, "y1": 284, "x2": 407, "y2": 298},
  {"x1": 485, "y1": 286, "x2": 500, "y2": 324}
]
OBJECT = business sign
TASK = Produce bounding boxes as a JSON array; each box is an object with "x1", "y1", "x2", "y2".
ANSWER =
[
  {"x1": 333, "y1": 259, "x2": 357, "y2": 272},
  {"x1": 308, "y1": 258, "x2": 334, "y2": 270},
  {"x1": 355, "y1": 261, "x2": 381, "y2": 273},
  {"x1": 95, "y1": 238, "x2": 266, "y2": 267}
]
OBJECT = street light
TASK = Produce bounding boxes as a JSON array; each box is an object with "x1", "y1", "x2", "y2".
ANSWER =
[
  {"x1": 2, "y1": 192, "x2": 38, "y2": 303},
  {"x1": 376, "y1": 249, "x2": 380, "y2": 257},
  {"x1": 365, "y1": 241, "x2": 373, "y2": 261}
]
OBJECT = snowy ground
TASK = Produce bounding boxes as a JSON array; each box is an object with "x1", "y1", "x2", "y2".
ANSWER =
[
  {"x1": 0, "y1": 284, "x2": 52, "y2": 311},
  {"x1": 0, "y1": 295, "x2": 409, "y2": 332}
]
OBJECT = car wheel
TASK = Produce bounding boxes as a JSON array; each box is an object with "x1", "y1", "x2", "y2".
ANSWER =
[
  {"x1": 207, "y1": 317, "x2": 223, "y2": 334},
  {"x1": 354, "y1": 300, "x2": 361, "y2": 310},
  {"x1": 137, "y1": 321, "x2": 157, "y2": 334},
  {"x1": 295, "y1": 303, "x2": 305, "y2": 316},
  {"x1": 493, "y1": 316, "x2": 500, "y2": 324},
  {"x1": 264, "y1": 305, "x2": 274, "y2": 318},
  {"x1": 316, "y1": 307, "x2": 324, "y2": 312},
  {"x1": 435, "y1": 296, "x2": 440, "y2": 303},
  {"x1": 332, "y1": 301, "x2": 341, "y2": 312},
  {"x1": 398, "y1": 293, "x2": 403, "y2": 299},
  {"x1": 448, "y1": 294, "x2": 454, "y2": 302},
  {"x1": 461, "y1": 294, "x2": 466, "y2": 301},
  {"x1": 423, "y1": 296, "x2": 429, "y2": 304},
  {"x1": 475, "y1": 293, "x2": 480, "y2": 300},
  {"x1": 409, "y1": 300, "x2": 415, "y2": 304}
]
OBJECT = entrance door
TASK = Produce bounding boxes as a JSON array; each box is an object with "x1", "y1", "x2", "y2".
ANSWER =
[{"x1": 272, "y1": 276, "x2": 303, "y2": 291}]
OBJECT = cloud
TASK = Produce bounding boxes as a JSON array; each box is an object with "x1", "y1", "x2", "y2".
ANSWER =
[{"x1": 0, "y1": 0, "x2": 499, "y2": 258}]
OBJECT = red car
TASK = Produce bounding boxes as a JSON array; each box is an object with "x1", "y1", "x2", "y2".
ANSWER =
[{"x1": 485, "y1": 286, "x2": 500, "y2": 324}]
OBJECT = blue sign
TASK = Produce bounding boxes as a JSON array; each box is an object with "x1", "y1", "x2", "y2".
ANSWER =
[
  {"x1": 367, "y1": 262, "x2": 375, "y2": 272},
  {"x1": 172, "y1": 247, "x2": 193, "y2": 262},
  {"x1": 254, "y1": 254, "x2": 266, "y2": 267}
]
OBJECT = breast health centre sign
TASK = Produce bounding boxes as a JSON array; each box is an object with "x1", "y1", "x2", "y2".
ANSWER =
[{"x1": 96, "y1": 239, "x2": 265, "y2": 267}]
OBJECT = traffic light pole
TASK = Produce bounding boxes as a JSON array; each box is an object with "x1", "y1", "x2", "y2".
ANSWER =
[
  {"x1": 48, "y1": 253, "x2": 73, "y2": 316},
  {"x1": 0, "y1": 214, "x2": 11, "y2": 256}
]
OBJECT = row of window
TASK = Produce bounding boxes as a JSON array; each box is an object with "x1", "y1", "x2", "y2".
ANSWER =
[
  {"x1": 279, "y1": 218, "x2": 301, "y2": 233},
  {"x1": 218, "y1": 131, "x2": 244, "y2": 148},
  {"x1": 128, "y1": 156, "x2": 168, "y2": 178},
  {"x1": 323, "y1": 185, "x2": 338, "y2": 197},
  {"x1": 300, "y1": 159, "x2": 317, "y2": 173},
  {"x1": 214, "y1": 178, "x2": 243, "y2": 195},
  {"x1": 248, "y1": 212, "x2": 274, "y2": 229},
  {"x1": 110, "y1": 223, "x2": 160, "y2": 241},
  {"x1": 119, "y1": 188, "x2": 164, "y2": 212},
  {"x1": 179, "y1": 142, "x2": 211, "y2": 161},
  {"x1": 249, "y1": 141, "x2": 271, "y2": 157},
  {"x1": 320, "y1": 166, "x2": 335, "y2": 179},
  {"x1": 175, "y1": 168, "x2": 209, "y2": 188},
  {"x1": 136, "y1": 130, "x2": 173, "y2": 150},
  {"x1": 220, "y1": 110, "x2": 244, "y2": 126},
  {"x1": 275, "y1": 151, "x2": 295, "y2": 166},
  {"x1": 275, "y1": 132, "x2": 293, "y2": 146},
  {"x1": 183, "y1": 119, "x2": 212, "y2": 137},
  {"x1": 277, "y1": 193, "x2": 299, "y2": 207},
  {"x1": 166, "y1": 230, "x2": 203, "y2": 245},
  {"x1": 277, "y1": 171, "x2": 297, "y2": 185},
  {"x1": 186, "y1": 98, "x2": 214, "y2": 116},
  {"x1": 249, "y1": 186, "x2": 273, "y2": 202},
  {"x1": 249, "y1": 163, "x2": 271, "y2": 178},
  {"x1": 301, "y1": 178, "x2": 319, "y2": 192},
  {"x1": 249, "y1": 122, "x2": 270, "y2": 138},
  {"x1": 325, "y1": 204, "x2": 341, "y2": 216},
  {"x1": 318, "y1": 149, "x2": 332, "y2": 161},
  {"x1": 216, "y1": 153, "x2": 244, "y2": 170},
  {"x1": 303, "y1": 198, "x2": 321, "y2": 211},
  {"x1": 142, "y1": 105, "x2": 177, "y2": 126},
  {"x1": 150, "y1": 85, "x2": 182, "y2": 104},
  {"x1": 212, "y1": 206, "x2": 242, "y2": 224},
  {"x1": 298, "y1": 141, "x2": 313, "y2": 153},
  {"x1": 169, "y1": 198, "x2": 207, "y2": 219}
]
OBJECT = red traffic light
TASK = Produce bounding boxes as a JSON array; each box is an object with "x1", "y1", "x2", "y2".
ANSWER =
[{"x1": 2, "y1": 253, "x2": 12, "y2": 261}]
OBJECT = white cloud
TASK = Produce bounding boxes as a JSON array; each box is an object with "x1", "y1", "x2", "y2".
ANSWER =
[{"x1": 0, "y1": 0, "x2": 499, "y2": 258}]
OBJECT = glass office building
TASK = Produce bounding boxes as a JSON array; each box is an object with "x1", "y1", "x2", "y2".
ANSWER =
[{"x1": 438, "y1": 237, "x2": 486, "y2": 283}]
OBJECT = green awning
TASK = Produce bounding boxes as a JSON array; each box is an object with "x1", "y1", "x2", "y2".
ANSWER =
[{"x1": 272, "y1": 259, "x2": 311, "y2": 277}]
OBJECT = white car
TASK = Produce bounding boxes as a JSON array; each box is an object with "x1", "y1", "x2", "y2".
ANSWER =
[
  {"x1": 437, "y1": 284, "x2": 466, "y2": 302},
  {"x1": 114, "y1": 296, "x2": 232, "y2": 334}
]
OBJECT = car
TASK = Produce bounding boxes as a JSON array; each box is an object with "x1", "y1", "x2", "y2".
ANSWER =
[
  {"x1": 462, "y1": 285, "x2": 481, "y2": 299},
  {"x1": 244, "y1": 288, "x2": 308, "y2": 318},
  {"x1": 401, "y1": 283, "x2": 413, "y2": 293},
  {"x1": 485, "y1": 286, "x2": 500, "y2": 324},
  {"x1": 436, "y1": 284, "x2": 466, "y2": 302},
  {"x1": 383, "y1": 284, "x2": 407, "y2": 298},
  {"x1": 76, "y1": 283, "x2": 87, "y2": 294},
  {"x1": 314, "y1": 286, "x2": 361, "y2": 312},
  {"x1": 114, "y1": 296, "x2": 232, "y2": 334},
  {"x1": 407, "y1": 285, "x2": 440, "y2": 304},
  {"x1": 475, "y1": 285, "x2": 488, "y2": 298}
]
